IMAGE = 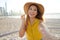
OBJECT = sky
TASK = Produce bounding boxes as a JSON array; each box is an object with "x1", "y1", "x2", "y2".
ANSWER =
[{"x1": 0, "y1": 0, "x2": 60, "y2": 18}]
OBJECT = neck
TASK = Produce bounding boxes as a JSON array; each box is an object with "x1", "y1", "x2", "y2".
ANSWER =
[{"x1": 29, "y1": 17, "x2": 36, "y2": 24}]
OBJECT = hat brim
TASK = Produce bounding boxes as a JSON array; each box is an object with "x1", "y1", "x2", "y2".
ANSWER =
[{"x1": 24, "y1": 2, "x2": 44, "y2": 15}]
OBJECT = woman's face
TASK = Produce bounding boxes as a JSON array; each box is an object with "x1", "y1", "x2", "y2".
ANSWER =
[{"x1": 28, "y1": 5, "x2": 37, "y2": 18}]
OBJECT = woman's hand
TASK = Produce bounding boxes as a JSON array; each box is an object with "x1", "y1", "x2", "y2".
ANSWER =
[{"x1": 21, "y1": 15, "x2": 26, "y2": 22}]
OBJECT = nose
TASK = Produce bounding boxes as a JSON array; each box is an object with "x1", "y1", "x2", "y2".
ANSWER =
[{"x1": 31, "y1": 10, "x2": 34, "y2": 13}]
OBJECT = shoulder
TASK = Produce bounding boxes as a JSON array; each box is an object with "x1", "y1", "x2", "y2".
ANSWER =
[
  {"x1": 39, "y1": 20, "x2": 45, "y2": 25},
  {"x1": 39, "y1": 20, "x2": 46, "y2": 28}
]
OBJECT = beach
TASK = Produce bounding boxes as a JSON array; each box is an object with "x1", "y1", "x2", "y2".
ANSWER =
[{"x1": 0, "y1": 16, "x2": 60, "y2": 40}]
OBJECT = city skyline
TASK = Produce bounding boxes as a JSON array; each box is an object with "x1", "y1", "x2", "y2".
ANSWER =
[
  {"x1": 0, "y1": 0, "x2": 60, "y2": 13},
  {"x1": 0, "y1": 0, "x2": 60, "y2": 18}
]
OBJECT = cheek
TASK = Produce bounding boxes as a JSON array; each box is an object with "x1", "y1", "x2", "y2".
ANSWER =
[
  {"x1": 27, "y1": 10, "x2": 31, "y2": 15},
  {"x1": 34, "y1": 12, "x2": 37, "y2": 16}
]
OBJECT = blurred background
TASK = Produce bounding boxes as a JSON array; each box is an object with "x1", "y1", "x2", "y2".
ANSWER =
[{"x1": 0, "y1": 0, "x2": 60, "y2": 40}]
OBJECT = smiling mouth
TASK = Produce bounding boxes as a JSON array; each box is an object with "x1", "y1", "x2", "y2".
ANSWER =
[
  {"x1": 30, "y1": 14, "x2": 35, "y2": 15},
  {"x1": 30, "y1": 13, "x2": 35, "y2": 15}
]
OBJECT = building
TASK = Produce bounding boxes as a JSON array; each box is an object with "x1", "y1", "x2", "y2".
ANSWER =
[{"x1": 0, "y1": 7, "x2": 6, "y2": 16}]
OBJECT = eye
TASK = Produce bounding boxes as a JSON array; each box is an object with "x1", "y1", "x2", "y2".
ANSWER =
[
  {"x1": 34, "y1": 9, "x2": 37, "y2": 11},
  {"x1": 29, "y1": 8, "x2": 32, "y2": 10}
]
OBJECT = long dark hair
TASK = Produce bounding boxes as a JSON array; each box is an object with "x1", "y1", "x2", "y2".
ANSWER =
[{"x1": 25, "y1": 4, "x2": 44, "y2": 30}]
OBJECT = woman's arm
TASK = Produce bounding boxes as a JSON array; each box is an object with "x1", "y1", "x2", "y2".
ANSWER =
[
  {"x1": 39, "y1": 22, "x2": 50, "y2": 40},
  {"x1": 39, "y1": 22, "x2": 48, "y2": 34},
  {"x1": 39, "y1": 22, "x2": 57, "y2": 40},
  {"x1": 19, "y1": 15, "x2": 26, "y2": 38}
]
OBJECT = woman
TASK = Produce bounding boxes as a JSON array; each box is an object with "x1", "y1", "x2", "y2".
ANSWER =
[{"x1": 19, "y1": 2, "x2": 45, "y2": 40}]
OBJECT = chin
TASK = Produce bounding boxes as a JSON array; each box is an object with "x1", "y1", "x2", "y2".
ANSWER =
[{"x1": 29, "y1": 16, "x2": 35, "y2": 18}]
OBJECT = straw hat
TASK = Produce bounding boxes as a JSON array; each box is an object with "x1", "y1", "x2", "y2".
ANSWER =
[{"x1": 24, "y1": 2, "x2": 44, "y2": 15}]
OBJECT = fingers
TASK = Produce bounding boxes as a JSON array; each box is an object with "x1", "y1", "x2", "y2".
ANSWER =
[
  {"x1": 21, "y1": 15, "x2": 25, "y2": 18},
  {"x1": 21, "y1": 15, "x2": 25, "y2": 20}
]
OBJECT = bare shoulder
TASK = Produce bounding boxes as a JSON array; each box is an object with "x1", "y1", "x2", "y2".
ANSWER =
[{"x1": 39, "y1": 20, "x2": 45, "y2": 27}]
